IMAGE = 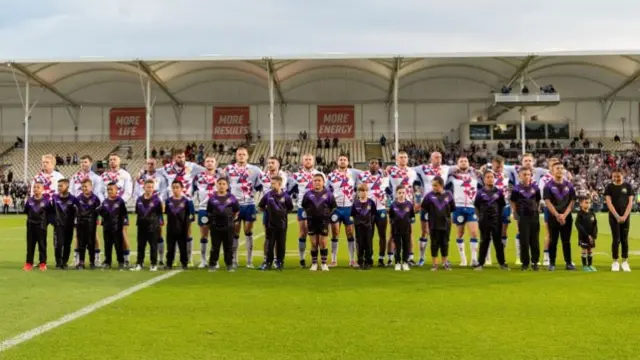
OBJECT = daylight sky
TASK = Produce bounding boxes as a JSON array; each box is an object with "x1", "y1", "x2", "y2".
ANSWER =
[{"x1": 1, "y1": 0, "x2": 640, "y2": 59}]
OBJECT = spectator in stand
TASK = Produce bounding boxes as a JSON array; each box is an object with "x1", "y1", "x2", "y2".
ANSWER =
[
  {"x1": 256, "y1": 129, "x2": 262, "y2": 141},
  {"x1": 542, "y1": 140, "x2": 548, "y2": 149},
  {"x1": 285, "y1": 143, "x2": 291, "y2": 157},
  {"x1": 579, "y1": 128, "x2": 584, "y2": 140},
  {"x1": 7, "y1": 170, "x2": 13, "y2": 183},
  {"x1": 292, "y1": 144, "x2": 299, "y2": 157},
  {"x1": 72, "y1": 153, "x2": 79, "y2": 165},
  {"x1": 614, "y1": 134, "x2": 621, "y2": 142},
  {"x1": 299, "y1": 131, "x2": 304, "y2": 141},
  {"x1": 160, "y1": 147, "x2": 166, "y2": 157},
  {"x1": 535, "y1": 140, "x2": 541, "y2": 149},
  {"x1": 510, "y1": 140, "x2": 516, "y2": 149},
  {"x1": 324, "y1": 138, "x2": 330, "y2": 149},
  {"x1": 127, "y1": 148, "x2": 133, "y2": 160},
  {"x1": 517, "y1": 140, "x2": 522, "y2": 149},
  {"x1": 598, "y1": 141, "x2": 603, "y2": 149},
  {"x1": 259, "y1": 155, "x2": 265, "y2": 167},
  {"x1": 66, "y1": 154, "x2": 72, "y2": 165},
  {"x1": 332, "y1": 137, "x2": 339, "y2": 148},
  {"x1": 316, "y1": 138, "x2": 322, "y2": 149},
  {"x1": 583, "y1": 139, "x2": 590, "y2": 148},
  {"x1": 380, "y1": 134, "x2": 386, "y2": 146},
  {"x1": 199, "y1": 143, "x2": 204, "y2": 153},
  {"x1": 218, "y1": 143, "x2": 224, "y2": 154},
  {"x1": 303, "y1": 131, "x2": 308, "y2": 140},
  {"x1": 151, "y1": 148, "x2": 158, "y2": 158}
]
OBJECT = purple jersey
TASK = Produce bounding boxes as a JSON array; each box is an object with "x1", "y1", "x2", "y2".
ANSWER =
[
  {"x1": 135, "y1": 194, "x2": 164, "y2": 227},
  {"x1": 301, "y1": 189, "x2": 337, "y2": 223},
  {"x1": 421, "y1": 191, "x2": 455, "y2": 231},
  {"x1": 474, "y1": 187, "x2": 506, "y2": 226},
  {"x1": 165, "y1": 196, "x2": 195, "y2": 234},
  {"x1": 206, "y1": 194, "x2": 240, "y2": 230},
  {"x1": 24, "y1": 196, "x2": 52, "y2": 230},
  {"x1": 389, "y1": 200, "x2": 415, "y2": 235},
  {"x1": 99, "y1": 197, "x2": 129, "y2": 231},
  {"x1": 258, "y1": 190, "x2": 294, "y2": 229},
  {"x1": 510, "y1": 184, "x2": 541, "y2": 218},
  {"x1": 543, "y1": 180, "x2": 576, "y2": 218},
  {"x1": 351, "y1": 198, "x2": 376, "y2": 227},
  {"x1": 75, "y1": 193, "x2": 101, "y2": 224},
  {"x1": 51, "y1": 193, "x2": 78, "y2": 227}
]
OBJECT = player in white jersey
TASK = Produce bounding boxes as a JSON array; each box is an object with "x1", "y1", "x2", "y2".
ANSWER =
[
  {"x1": 326, "y1": 155, "x2": 362, "y2": 267},
  {"x1": 158, "y1": 148, "x2": 205, "y2": 266},
  {"x1": 193, "y1": 155, "x2": 219, "y2": 268},
  {"x1": 447, "y1": 156, "x2": 482, "y2": 267},
  {"x1": 222, "y1": 147, "x2": 262, "y2": 269},
  {"x1": 70, "y1": 155, "x2": 104, "y2": 266},
  {"x1": 257, "y1": 156, "x2": 288, "y2": 268},
  {"x1": 290, "y1": 154, "x2": 326, "y2": 268},
  {"x1": 356, "y1": 158, "x2": 392, "y2": 267},
  {"x1": 414, "y1": 151, "x2": 451, "y2": 266},
  {"x1": 101, "y1": 153, "x2": 134, "y2": 266},
  {"x1": 30, "y1": 154, "x2": 65, "y2": 199},
  {"x1": 134, "y1": 158, "x2": 168, "y2": 265},
  {"x1": 385, "y1": 151, "x2": 419, "y2": 266}
]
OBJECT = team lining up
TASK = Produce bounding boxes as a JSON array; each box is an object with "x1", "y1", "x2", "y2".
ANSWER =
[{"x1": 21, "y1": 147, "x2": 633, "y2": 273}]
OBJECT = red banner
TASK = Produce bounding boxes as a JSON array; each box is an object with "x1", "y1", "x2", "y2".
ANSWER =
[
  {"x1": 212, "y1": 106, "x2": 250, "y2": 139},
  {"x1": 109, "y1": 108, "x2": 146, "y2": 140},
  {"x1": 317, "y1": 105, "x2": 355, "y2": 139}
]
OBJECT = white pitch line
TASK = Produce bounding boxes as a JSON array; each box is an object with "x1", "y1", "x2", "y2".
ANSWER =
[{"x1": 0, "y1": 270, "x2": 182, "y2": 353}]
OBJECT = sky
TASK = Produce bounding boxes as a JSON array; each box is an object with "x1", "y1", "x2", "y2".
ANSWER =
[{"x1": 1, "y1": 0, "x2": 640, "y2": 59}]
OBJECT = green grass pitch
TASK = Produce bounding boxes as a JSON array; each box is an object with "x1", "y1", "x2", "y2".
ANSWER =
[{"x1": 1, "y1": 213, "x2": 639, "y2": 360}]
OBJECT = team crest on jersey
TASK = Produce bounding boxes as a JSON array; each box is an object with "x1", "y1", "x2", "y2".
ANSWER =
[
  {"x1": 322, "y1": 194, "x2": 328, "y2": 200},
  {"x1": 225, "y1": 198, "x2": 232, "y2": 204},
  {"x1": 403, "y1": 206, "x2": 409, "y2": 212},
  {"x1": 622, "y1": 188, "x2": 628, "y2": 194},
  {"x1": 530, "y1": 188, "x2": 536, "y2": 194},
  {"x1": 279, "y1": 197, "x2": 286, "y2": 203}
]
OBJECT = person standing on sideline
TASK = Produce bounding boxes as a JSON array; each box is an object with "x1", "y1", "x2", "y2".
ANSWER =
[
  {"x1": 23, "y1": 182, "x2": 52, "y2": 272},
  {"x1": 351, "y1": 184, "x2": 376, "y2": 269},
  {"x1": 99, "y1": 182, "x2": 129, "y2": 270},
  {"x1": 75, "y1": 179, "x2": 101, "y2": 270},
  {"x1": 510, "y1": 168, "x2": 541, "y2": 271},
  {"x1": 543, "y1": 162, "x2": 577, "y2": 271},
  {"x1": 389, "y1": 186, "x2": 415, "y2": 271},
  {"x1": 258, "y1": 175, "x2": 293, "y2": 271},
  {"x1": 52, "y1": 179, "x2": 78, "y2": 270},
  {"x1": 575, "y1": 197, "x2": 598, "y2": 272},
  {"x1": 421, "y1": 177, "x2": 455, "y2": 271},
  {"x1": 302, "y1": 174, "x2": 336, "y2": 272},
  {"x1": 165, "y1": 181, "x2": 195, "y2": 270},
  {"x1": 207, "y1": 178, "x2": 240, "y2": 272},
  {"x1": 132, "y1": 180, "x2": 164, "y2": 272},
  {"x1": 474, "y1": 171, "x2": 508, "y2": 271},
  {"x1": 71, "y1": 155, "x2": 103, "y2": 267},
  {"x1": 604, "y1": 168, "x2": 634, "y2": 272}
]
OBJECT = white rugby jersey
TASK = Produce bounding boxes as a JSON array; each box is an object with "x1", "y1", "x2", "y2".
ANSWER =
[
  {"x1": 356, "y1": 170, "x2": 390, "y2": 211},
  {"x1": 505, "y1": 165, "x2": 549, "y2": 186},
  {"x1": 223, "y1": 163, "x2": 262, "y2": 206},
  {"x1": 415, "y1": 164, "x2": 451, "y2": 194},
  {"x1": 447, "y1": 168, "x2": 482, "y2": 208},
  {"x1": 539, "y1": 170, "x2": 573, "y2": 204},
  {"x1": 70, "y1": 170, "x2": 104, "y2": 201},
  {"x1": 159, "y1": 161, "x2": 205, "y2": 199},
  {"x1": 327, "y1": 168, "x2": 362, "y2": 208},
  {"x1": 291, "y1": 167, "x2": 326, "y2": 207},
  {"x1": 259, "y1": 170, "x2": 288, "y2": 194},
  {"x1": 100, "y1": 168, "x2": 133, "y2": 202},
  {"x1": 30, "y1": 170, "x2": 65, "y2": 199},
  {"x1": 387, "y1": 165, "x2": 418, "y2": 203},
  {"x1": 134, "y1": 170, "x2": 168, "y2": 202},
  {"x1": 193, "y1": 170, "x2": 219, "y2": 211}
]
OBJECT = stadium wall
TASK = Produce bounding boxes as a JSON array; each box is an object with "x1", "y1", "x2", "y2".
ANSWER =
[{"x1": 0, "y1": 100, "x2": 637, "y2": 143}]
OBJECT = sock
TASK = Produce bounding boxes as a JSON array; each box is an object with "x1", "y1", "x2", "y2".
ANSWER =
[
  {"x1": 378, "y1": 253, "x2": 384, "y2": 260},
  {"x1": 587, "y1": 254, "x2": 593, "y2": 266},
  {"x1": 245, "y1": 232, "x2": 254, "y2": 265},
  {"x1": 200, "y1": 237, "x2": 208, "y2": 264},
  {"x1": 419, "y1": 237, "x2": 428, "y2": 260},
  {"x1": 501, "y1": 236, "x2": 507, "y2": 247},
  {"x1": 485, "y1": 251, "x2": 492, "y2": 264},
  {"x1": 320, "y1": 248, "x2": 329, "y2": 264},
  {"x1": 581, "y1": 254, "x2": 587, "y2": 266},
  {"x1": 408, "y1": 252, "x2": 414, "y2": 261},
  {"x1": 94, "y1": 249, "x2": 101, "y2": 264},
  {"x1": 158, "y1": 238, "x2": 165, "y2": 262},
  {"x1": 387, "y1": 252, "x2": 394, "y2": 262},
  {"x1": 331, "y1": 238, "x2": 339, "y2": 262},
  {"x1": 123, "y1": 249, "x2": 130, "y2": 262},
  {"x1": 515, "y1": 234, "x2": 521, "y2": 259},
  {"x1": 187, "y1": 237, "x2": 193, "y2": 263},
  {"x1": 74, "y1": 249, "x2": 79, "y2": 264},
  {"x1": 470, "y1": 238, "x2": 479, "y2": 263},
  {"x1": 298, "y1": 237, "x2": 307, "y2": 261},
  {"x1": 456, "y1": 238, "x2": 467, "y2": 263},
  {"x1": 311, "y1": 250, "x2": 319, "y2": 264},
  {"x1": 232, "y1": 236, "x2": 239, "y2": 264},
  {"x1": 347, "y1": 237, "x2": 355, "y2": 263},
  {"x1": 544, "y1": 249, "x2": 550, "y2": 261}
]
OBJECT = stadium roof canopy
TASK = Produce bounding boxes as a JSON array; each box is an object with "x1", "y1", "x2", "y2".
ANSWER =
[{"x1": 1, "y1": 51, "x2": 640, "y2": 108}]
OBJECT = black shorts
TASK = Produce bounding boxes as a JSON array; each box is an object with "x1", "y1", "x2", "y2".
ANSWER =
[
  {"x1": 578, "y1": 238, "x2": 595, "y2": 249},
  {"x1": 307, "y1": 218, "x2": 329, "y2": 236}
]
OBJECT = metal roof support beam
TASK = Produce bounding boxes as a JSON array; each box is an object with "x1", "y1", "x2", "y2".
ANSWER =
[
  {"x1": 505, "y1": 55, "x2": 536, "y2": 88},
  {"x1": 9, "y1": 62, "x2": 79, "y2": 107},
  {"x1": 137, "y1": 60, "x2": 182, "y2": 107},
  {"x1": 264, "y1": 58, "x2": 285, "y2": 104},
  {"x1": 602, "y1": 68, "x2": 640, "y2": 102},
  {"x1": 387, "y1": 57, "x2": 402, "y2": 105}
]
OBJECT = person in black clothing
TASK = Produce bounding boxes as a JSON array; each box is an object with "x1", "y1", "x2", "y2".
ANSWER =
[
  {"x1": 604, "y1": 168, "x2": 634, "y2": 272},
  {"x1": 302, "y1": 174, "x2": 337, "y2": 271},
  {"x1": 351, "y1": 184, "x2": 376, "y2": 270},
  {"x1": 474, "y1": 171, "x2": 508, "y2": 270},
  {"x1": 389, "y1": 185, "x2": 415, "y2": 271},
  {"x1": 165, "y1": 180, "x2": 194, "y2": 270},
  {"x1": 23, "y1": 182, "x2": 52, "y2": 272},
  {"x1": 510, "y1": 168, "x2": 541, "y2": 271},
  {"x1": 575, "y1": 197, "x2": 598, "y2": 272},
  {"x1": 132, "y1": 180, "x2": 164, "y2": 272},
  {"x1": 421, "y1": 176, "x2": 455, "y2": 271},
  {"x1": 52, "y1": 179, "x2": 78, "y2": 270},
  {"x1": 99, "y1": 182, "x2": 129, "y2": 270},
  {"x1": 207, "y1": 177, "x2": 240, "y2": 272},
  {"x1": 543, "y1": 162, "x2": 577, "y2": 271},
  {"x1": 75, "y1": 178, "x2": 101, "y2": 269},
  {"x1": 258, "y1": 175, "x2": 293, "y2": 271}
]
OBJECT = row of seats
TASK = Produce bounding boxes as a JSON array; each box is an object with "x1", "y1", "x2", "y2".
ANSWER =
[{"x1": 250, "y1": 140, "x2": 367, "y2": 164}]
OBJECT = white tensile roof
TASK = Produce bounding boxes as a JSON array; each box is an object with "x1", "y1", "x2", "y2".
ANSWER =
[{"x1": 1, "y1": 51, "x2": 639, "y2": 108}]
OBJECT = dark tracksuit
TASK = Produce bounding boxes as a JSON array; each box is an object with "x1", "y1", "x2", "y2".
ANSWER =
[
  {"x1": 351, "y1": 198, "x2": 376, "y2": 266},
  {"x1": 165, "y1": 196, "x2": 195, "y2": 268},
  {"x1": 604, "y1": 182, "x2": 634, "y2": 260},
  {"x1": 258, "y1": 190, "x2": 294, "y2": 266},
  {"x1": 389, "y1": 200, "x2": 415, "y2": 263},
  {"x1": 301, "y1": 189, "x2": 337, "y2": 264},
  {"x1": 24, "y1": 196, "x2": 52, "y2": 265},
  {"x1": 75, "y1": 193, "x2": 101, "y2": 266},
  {"x1": 99, "y1": 197, "x2": 128, "y2": 267},
  {"x1": 52, "y1": 193, "x2": 78, "y2": 267},
  {"x1": 474, "y1": 187, "x2": 506, "y2": 266},
  {"x1": 207, "y1": 194, "x2": 239, "y2": 267},
  {"x1": 543, "y1": 180, "x2": 576, "y2": 266},
  {"x1": 575, "y1": 210, "x2": 598, "y2": 249},
  {"x1": 421, "y1": 191, "x2": 455, "y2": 258},
  {"x1": 135, "y1": 194, "x2": 163, "y2": 267},
  {"x1": 510, "y1": 183, "x2": 541, "y2": 267}
]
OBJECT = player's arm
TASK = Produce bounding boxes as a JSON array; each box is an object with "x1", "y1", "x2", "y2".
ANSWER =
[
  {"x1": 543, "y1": 185, "x2": 560, "y2": 218},
  {"x1": 257, "y1": 195, "x2": 266, "y2": 212},
  {"x1": 603, "y1": 185, "x2": 620, "y2": 218},
  {"x1": 285, "y1": 194, "x2": 294, "y2": 212},
  {"x1": 231, "y1": 198, "x2": 240, "y2": 220},
  {"x1": 562, "y1": 187, "x2": 576, "y2": 218},
  {"x1": 156, "y1": 200, "x2": 164, "y2": 226},
  {"x1": 122, "y1": 172, "x2": 133, "y2": 203},
  {"x1": 575, "y1": 213, "x2": 590, "y2": 238},
  {"x1": 187, "y1": 200, "x2": 195, "y2": 223}
]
